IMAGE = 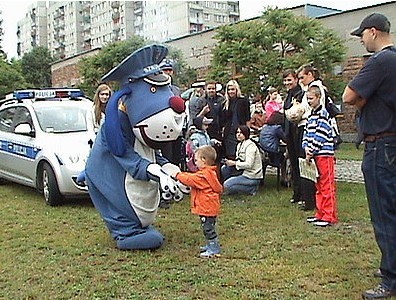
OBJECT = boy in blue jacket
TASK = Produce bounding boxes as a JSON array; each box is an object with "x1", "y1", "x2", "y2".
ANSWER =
[{"x1": 302, "y1": 85, "x2": 338, "y2": 227}]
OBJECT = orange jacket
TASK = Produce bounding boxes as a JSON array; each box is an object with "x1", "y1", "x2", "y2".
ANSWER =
[{"x1": 176, "y1": 166, "x2": 223, "y2": 216}]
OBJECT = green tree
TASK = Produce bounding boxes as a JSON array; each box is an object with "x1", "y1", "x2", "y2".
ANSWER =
[
  {"x1": 20, "y1": 46, "x2": 54, "y2": 87},
  {"x1": 0, "y1": 9, "x2": 5, "y2": 59},
  {"x1": 209, "y1": 8, "x2": 346, "y2": 101},
  {"x1": 78, "y1": 36, "x2": 148, "y2": 97},
  {"x1": 0, "y1": 59, "x2": 27, "y2": 98},
  {"x1": 79, "y1": 36, "x2": 196, "y2": 97}
]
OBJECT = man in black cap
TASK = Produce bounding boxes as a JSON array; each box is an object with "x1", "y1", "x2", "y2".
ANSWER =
[{"x1": 343, "y1": 13, "x2": 396, "y2": 300}]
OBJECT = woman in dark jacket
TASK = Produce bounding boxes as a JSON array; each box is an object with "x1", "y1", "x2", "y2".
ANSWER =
[{"x1": 223, "y1": 80, "x2": 251, "y2": 159}]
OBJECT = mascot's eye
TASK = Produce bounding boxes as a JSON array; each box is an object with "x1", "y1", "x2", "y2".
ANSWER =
[{"x1": 150, "y1": 86, "x2": 157, "y2": 93}]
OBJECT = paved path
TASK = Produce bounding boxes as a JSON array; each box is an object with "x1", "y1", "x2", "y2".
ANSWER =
[
  {"x1": 335, "y1": 159, "x2": 364, "y2": 184},
  {"x1": 267, "y1": 159, "x2": 364, "y2": 184}
]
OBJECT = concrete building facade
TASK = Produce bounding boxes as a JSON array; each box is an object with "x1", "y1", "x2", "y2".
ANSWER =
[
  {"x1": 15, "y1": 1, "x2": 240, "y2": 59},
  {"x1": 16, "y1": 1, "x2": 47, "y2": 57},
  {"x1": 141, "y1": 1, "x2": 239, "y2": 42}
]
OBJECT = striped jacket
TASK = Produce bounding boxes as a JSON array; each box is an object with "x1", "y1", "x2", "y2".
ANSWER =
[{"x1": 302, "y1": 105, "x2": 334, "y2": 156}]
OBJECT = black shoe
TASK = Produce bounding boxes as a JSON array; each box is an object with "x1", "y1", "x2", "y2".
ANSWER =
[
  {"x1": 290, "y1": 198, "x2": 298, "y2": 204},
  {"x1": 281, "y1": 180, "x2": 291, "y2": 187},
  {"x1": 300, "y1": 205, "x2": 315, "y2": 211},
  {"x1": 362, "y1": 284, "x2": 396, "y2": 299},
  {"x1": 374, "y1": 269, "x2": 384, "y2": 278}
]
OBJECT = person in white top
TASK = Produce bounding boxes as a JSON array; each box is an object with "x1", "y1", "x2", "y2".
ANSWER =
[{"x1": 221, "y1": 125, "x2": 263, "y2": 196}]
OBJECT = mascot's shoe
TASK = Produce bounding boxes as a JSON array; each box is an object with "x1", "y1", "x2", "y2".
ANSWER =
[{"x1": 200, "y1": 239, "x2": 221, "y2": 258}]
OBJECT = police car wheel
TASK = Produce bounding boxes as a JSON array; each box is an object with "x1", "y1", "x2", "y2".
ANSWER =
[{"x1": 42, "y1": 163, "x2": 63, "y2": 206}]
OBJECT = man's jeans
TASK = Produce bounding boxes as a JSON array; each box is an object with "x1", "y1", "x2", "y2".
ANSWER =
[{"x1": 362, "y1": 136, "x2": 396, "y2": 290}]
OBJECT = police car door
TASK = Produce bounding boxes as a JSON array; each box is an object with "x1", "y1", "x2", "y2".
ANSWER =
[
  {"x1": 0, "y1": 106, "x2": 17, "y2": 177},
  {"x1": 7, "y1": 107, "x2": 38, "y2": 186}
]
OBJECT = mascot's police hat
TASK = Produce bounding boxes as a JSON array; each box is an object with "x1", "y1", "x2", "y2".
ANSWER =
[{"x1": 102, "y1": 44, "x2": 171, "y2": 86}]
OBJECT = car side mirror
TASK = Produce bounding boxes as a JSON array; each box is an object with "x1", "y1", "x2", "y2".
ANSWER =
[{"x1": 14, "y1": 123, "x2": 35, "y2": 137}]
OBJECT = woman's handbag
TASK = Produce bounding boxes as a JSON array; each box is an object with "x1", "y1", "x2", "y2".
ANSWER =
[{"x1": 285, "y1": 98, "x2": 305, "y2": 123}]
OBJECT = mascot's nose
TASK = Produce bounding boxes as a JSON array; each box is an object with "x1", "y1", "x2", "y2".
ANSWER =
[{"x1": 169, "y1": 96, "x2": 185, "y2": 114}]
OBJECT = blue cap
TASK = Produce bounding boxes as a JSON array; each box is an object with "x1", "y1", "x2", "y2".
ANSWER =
[
  {"x1": 159, "y1": 58, "x2": 173, "y2": 70},
  {"x1": 101, "y1": 44, "x2": 168, "y2": 83}
]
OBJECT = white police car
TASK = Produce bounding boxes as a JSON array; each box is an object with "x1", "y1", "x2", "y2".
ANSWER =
[{"x1": 0, "y1": 88, "x2": 96, "y2": 206}]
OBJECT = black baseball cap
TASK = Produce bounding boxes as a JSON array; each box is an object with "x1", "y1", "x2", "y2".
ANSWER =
[{"x1": 351, "y1": 13, "x2": 391, "y2": 37}]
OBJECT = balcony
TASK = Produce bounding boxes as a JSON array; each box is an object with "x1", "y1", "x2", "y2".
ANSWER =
[
  {"x1": 111, "y1": 1, "x2": 120, "y2": 9},
  {"x1": 189, "y1": 2, "x2": 204, "y2": 10},
  {"x1": 112, "y1": 11, "x2": 120, "y2": 21},
  {"x1": 189, "y1": 17, "x2": 203, "y2": 25},
  {"x1": 83, "y1": 15, "x2": 91, "y2": 23},
  {"x1": 189, "y1": 23, "x2": 203, "y2": 33},
  {"x1": 54, "y1": 10, "x2": 65, "y2": 19},
  {"x1": 54, "y1": 31, "x2": 65, "y2": 40},
  {"x1": 54, "y1": 42, "x2": 65, "y2": 50},
  {"x1": 83, "y1": 34, "x2": 91, "y2": 42},
  {"x1": 53, "y1": 22, "x2": 65, "y2": 30}
]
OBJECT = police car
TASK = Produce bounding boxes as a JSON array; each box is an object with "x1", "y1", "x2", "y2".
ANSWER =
[{"x1": 0, "y1": 88, "x2": 96, "y2": 206}]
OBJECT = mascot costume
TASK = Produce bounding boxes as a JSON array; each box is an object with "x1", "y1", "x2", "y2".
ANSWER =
[{"x1": 84, "y1": 44, "x2": 189, "y2": 250}]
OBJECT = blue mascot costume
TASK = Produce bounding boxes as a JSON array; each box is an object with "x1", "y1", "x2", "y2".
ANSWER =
[{"x1": 85, "y1": 44, "x2": 189, "y2": 250}]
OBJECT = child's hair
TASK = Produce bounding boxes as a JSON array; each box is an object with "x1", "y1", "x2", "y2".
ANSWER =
[
  {"x1": 238, "y1": 125, "x2": 251, "y2": 140},
  {"x1": 308, "y1": 85, "x2": 322, "y2": 98},
  {"x1": 266, "y1": 111, "x2": 284, "y2": 125},
  {"x1": 195, "y1": 145, "x2": 217, "y2": 166}
]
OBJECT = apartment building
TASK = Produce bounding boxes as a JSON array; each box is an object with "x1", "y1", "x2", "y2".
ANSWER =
[
  {"x1": 16, "y1": 1, "x2": 47, "y2": 57},
  {"x1": 142, "y1": 1, "x2": 239, "y2": 42},
  {"x1": 16, "y1": 1, "x2": 240, "y2": 60}
]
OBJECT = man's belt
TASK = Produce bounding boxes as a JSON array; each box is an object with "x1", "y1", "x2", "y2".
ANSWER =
[{"x1": 363, "y1": 132, "x2": 396, "y2": 142}]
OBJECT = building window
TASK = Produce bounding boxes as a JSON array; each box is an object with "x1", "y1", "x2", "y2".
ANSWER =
[{"x1": 215, "y1": 15, "x2": 227, "y2": 23}]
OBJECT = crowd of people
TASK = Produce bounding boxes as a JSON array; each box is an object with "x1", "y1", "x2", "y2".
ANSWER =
[{"x1": 174, "y1": 66, "x2": 339, "y2": 214}]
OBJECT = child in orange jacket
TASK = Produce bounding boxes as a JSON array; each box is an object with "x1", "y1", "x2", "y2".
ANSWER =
[{"x1": 173, "y1": 145, "x2": 223, "y2": 258}]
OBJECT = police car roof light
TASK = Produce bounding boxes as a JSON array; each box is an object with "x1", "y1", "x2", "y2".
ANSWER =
[
  {"x1": 12, "y1": 89, "x2": 84, "y2": 101},
  {"x1": 14, "y1": 90, "x2": 35, "y2": 100}
]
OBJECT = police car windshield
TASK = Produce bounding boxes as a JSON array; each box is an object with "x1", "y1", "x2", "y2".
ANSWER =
[{"x1": 35, "y1": 105, "x2": 88, "y2": 133}]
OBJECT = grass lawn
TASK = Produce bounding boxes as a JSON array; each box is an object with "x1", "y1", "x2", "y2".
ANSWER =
[
  {"x1": 335, "y1": 142, "x2": 364, "y2": 161},
  {"x1": 0, "y1": 175, "x2": 383, "y2": 300}
]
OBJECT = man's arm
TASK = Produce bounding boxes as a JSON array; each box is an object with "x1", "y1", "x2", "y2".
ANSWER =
[{"x1": 342, "y1": 86, "x2": 367, "y2": 110}]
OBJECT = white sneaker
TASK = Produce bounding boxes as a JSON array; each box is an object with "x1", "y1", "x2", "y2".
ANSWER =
[
  {"x1": 306, "y1": 216, "x2": 318, "y2": 223},
  {"x1": 313, "y1": 220, "x2": 331, "y2": 227}
]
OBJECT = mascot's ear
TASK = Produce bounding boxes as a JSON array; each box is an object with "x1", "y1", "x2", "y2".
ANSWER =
[{"x1": 105, "y1": 86, "x2": 132, "y2": 156}]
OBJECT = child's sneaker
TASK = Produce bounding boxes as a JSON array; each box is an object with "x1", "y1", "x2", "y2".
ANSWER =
[
  {"x1": 200, "y1": 239, "x2": 221, "y2": 258},
  {"x1": 199, "y1": 244, "x2": 208, "y2": 252}
]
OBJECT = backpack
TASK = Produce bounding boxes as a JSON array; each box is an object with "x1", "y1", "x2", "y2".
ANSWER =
[
  {"x1": 185, "y1": 140, "x2": 198, "y2": 172},
  {"x1": 324, "y1": 91, "x2": 342, "y2": 118}
]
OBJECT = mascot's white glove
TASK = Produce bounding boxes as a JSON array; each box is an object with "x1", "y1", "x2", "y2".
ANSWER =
[
  {"x1": 147, "y1": 164, "x2": 177, "y2": 200},
  {"x1": 161, "y1": 163, "x2": 191, "y2": 202}
]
